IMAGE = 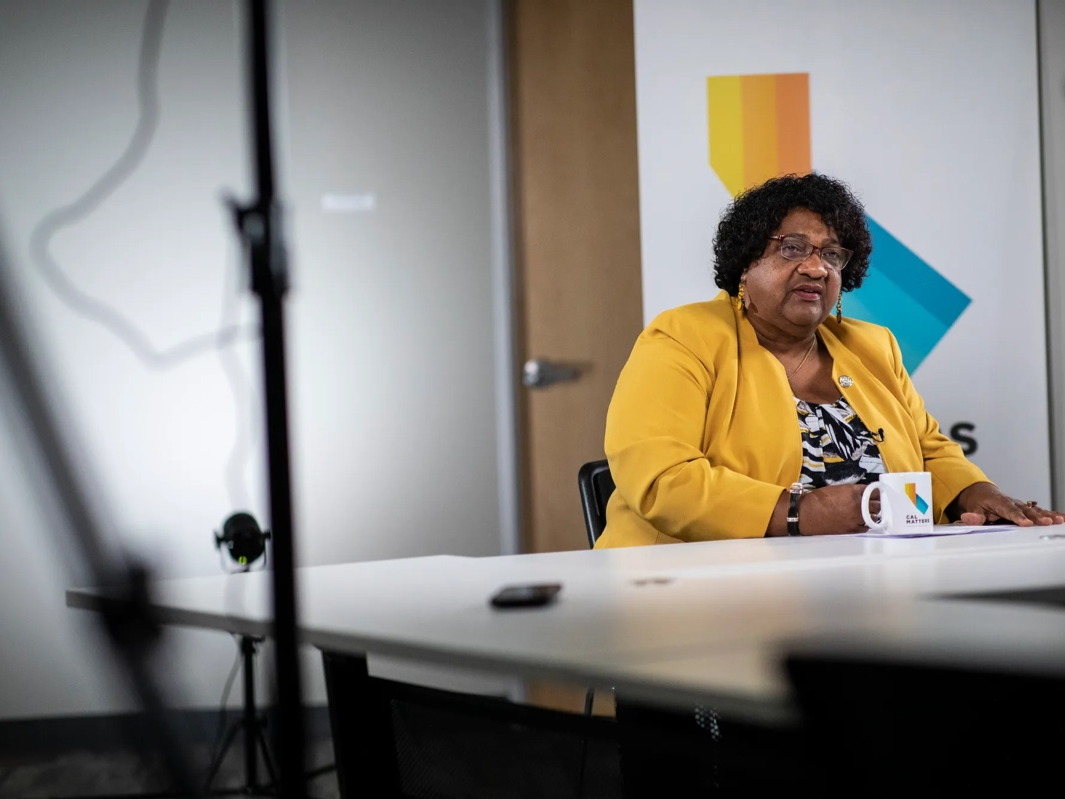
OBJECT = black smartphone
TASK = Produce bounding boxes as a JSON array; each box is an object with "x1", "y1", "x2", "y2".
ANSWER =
[{"x1": 489, "y1": 582, "x2": 562, "y2": 608}]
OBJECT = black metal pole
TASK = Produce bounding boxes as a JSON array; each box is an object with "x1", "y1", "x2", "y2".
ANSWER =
[{"x1": 237, "y1": 1, "x2": 306, "y2": 796}]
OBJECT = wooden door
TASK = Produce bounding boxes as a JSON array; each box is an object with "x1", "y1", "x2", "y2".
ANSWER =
[{"x1": 507, "y1": 0, "x2": 644, "y2": 555}]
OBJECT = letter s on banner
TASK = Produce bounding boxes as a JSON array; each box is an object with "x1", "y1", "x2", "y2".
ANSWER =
[{"x1": 950, "y1": 422, "x2": 978, "y2": 456}]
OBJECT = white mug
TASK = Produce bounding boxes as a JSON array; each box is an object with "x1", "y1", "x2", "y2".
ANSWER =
[{"x1": 861, "y1": 471, "x2": 934, "y2": 534}]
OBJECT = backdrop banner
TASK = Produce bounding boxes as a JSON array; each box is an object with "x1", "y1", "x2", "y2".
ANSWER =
[{"x1": 632, "y1": 0, "x2": 1050, "y2": 502}]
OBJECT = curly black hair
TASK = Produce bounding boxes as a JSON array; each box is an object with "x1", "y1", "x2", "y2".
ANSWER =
[{"x1": 713, "y1": 173, "x2": 872, "y2": 295}]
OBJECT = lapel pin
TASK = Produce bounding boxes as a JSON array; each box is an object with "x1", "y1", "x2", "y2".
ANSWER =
[{"x1": 839, "y1": 375, "x2": 854, "y2": 387}]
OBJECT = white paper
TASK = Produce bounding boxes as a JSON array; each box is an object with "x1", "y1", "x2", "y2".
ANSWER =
[{"x1": 857, "y1": 524, "x2": 1019, "y2": 539}]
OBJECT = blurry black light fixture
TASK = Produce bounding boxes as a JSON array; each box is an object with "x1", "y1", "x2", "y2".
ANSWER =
[{"x1": 215, "y1": 512, "x2": 270, "y2": 571}]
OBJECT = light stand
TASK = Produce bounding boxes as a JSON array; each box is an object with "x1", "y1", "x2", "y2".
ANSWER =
[
  {"x1": 202, "y1": 636, "x2": 278, "y2": 796},
  {"x1": 205, "y1": 514, "x2": 277, "y2": 796}
]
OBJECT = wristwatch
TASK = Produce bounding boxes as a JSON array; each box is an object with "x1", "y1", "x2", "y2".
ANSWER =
[{"x1": 787, "y1": 482, "x2": 808, "y2": 536}]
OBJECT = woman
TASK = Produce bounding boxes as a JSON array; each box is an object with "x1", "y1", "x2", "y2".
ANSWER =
[{"x1": 596, "y1": 173, "x2": 1062, "y2": 548}]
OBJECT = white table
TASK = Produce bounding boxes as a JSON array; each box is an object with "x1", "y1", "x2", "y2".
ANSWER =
[{"x1": 67, "y1": 526, "x2": 1065, "y2": 723}]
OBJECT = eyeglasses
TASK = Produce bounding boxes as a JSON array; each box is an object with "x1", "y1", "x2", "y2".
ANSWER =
[{"x1": 768, "y1": 235, "x2": 853, "y2": 272}]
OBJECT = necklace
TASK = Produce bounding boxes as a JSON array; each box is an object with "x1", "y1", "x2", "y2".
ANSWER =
[{"x1": 785, "y1": 338, "x2": 817, "y2": 382}]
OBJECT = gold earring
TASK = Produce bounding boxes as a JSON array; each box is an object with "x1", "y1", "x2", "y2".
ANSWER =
[
  {"x1": 836, "y1": 296, "x2": 843, "y2": 324},
  {"x1": 736, "y1": 283, "x2": 746, "y2": 309}
]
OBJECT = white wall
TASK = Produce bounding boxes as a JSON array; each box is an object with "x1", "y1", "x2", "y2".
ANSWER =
[{"x1": 0, "y1": 0, "x2": 511, "y2": 719}]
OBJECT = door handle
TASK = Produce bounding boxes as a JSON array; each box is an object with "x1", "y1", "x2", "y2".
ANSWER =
[{"x1": 522, "y1": 359, "x2": 582, "y2": 389}]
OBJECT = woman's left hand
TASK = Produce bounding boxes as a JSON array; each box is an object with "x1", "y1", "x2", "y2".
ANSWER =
[{"x1": 953, "y1": 482, "x2": 1065, "y2": 526}]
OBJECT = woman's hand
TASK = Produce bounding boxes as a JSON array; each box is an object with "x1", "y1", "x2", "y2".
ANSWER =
[
  {"x1": 951, "y1": 482, "x2": 1065, "y2": 527},
  {"x1": 767, "y1": 484, "x2": 873, "y2": 536},
  {"x1": 799, "y1": 484, "x2": 875, "y2": 535}
]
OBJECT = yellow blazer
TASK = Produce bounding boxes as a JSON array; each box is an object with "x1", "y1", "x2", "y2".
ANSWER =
[{"x1": 595, "y1": 291, "x2": 989, "y2": 548}]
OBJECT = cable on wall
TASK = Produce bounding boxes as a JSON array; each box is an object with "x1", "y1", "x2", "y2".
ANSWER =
[
  {"x1": 26, "y1": 0, "x2": 261, "y2": 510},
  {"x1": 28, "y1": 0, "x2": 256, "y2": 370}
]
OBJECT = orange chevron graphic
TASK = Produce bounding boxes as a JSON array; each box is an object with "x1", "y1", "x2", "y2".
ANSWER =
[{"x1": 707, "y1": 72, "x2": 811, "y2": 196}]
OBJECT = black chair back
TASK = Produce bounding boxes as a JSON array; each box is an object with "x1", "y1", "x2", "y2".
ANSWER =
[{"x1": 578, "y1": 459, "x2": 615, "y2": 548}]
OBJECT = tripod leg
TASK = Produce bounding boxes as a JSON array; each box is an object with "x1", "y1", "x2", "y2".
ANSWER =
[
  {"x1": 256, "y1": 720, "x2": 280, "y2": 790},
  {"x1": 204, "y1": 636, "x2": 270, "y2": 795},
  {"x1": 203, "y1": 721, "x2": 243, "y2": 792},
  {"x1": 242, "y1": 637, "x2": 259, "y2": 789}
]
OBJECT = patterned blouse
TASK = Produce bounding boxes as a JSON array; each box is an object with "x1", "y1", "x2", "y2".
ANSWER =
[{"x1": 795, "y1": 396, "x2": 886, "y2": 488}]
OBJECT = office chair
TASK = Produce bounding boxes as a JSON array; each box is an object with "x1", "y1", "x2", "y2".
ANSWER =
[
  {"x1": 575, "y1": 459, "x2": 618, "y2": 776},
  {"x1": 577, "y1": 459, "x2": 615, "y2": 547}
]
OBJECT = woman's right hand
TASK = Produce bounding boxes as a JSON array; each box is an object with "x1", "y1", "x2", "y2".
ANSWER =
[{"x1": 799, "y1": 484, "x2": 874, "y2": 535}]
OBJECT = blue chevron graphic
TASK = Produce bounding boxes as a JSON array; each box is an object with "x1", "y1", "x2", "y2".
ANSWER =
[{"x1": 845, "y1": 215, "x2": 970, "y2": 372}]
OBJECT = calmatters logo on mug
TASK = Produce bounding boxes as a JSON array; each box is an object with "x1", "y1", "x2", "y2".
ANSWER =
[
  {"x1": 904, "y1": 482, "x2": 930, "y2": 515},
  {"x1": 862, "y1": 472, "x2": 934, "y2": 534}
]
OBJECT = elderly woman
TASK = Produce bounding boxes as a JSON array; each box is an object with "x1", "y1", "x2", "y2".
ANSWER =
[{"x1": 597, "y1": 173, "x2": 1063, "y2": 548}]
